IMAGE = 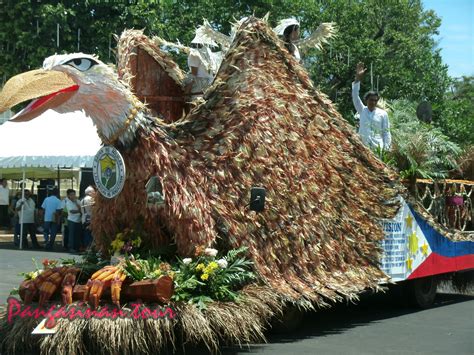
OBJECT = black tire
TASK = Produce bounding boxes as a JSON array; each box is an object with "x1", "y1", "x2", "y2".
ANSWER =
[{"x1": 407, "y1": 276, "x2": 438, "y2": 309}]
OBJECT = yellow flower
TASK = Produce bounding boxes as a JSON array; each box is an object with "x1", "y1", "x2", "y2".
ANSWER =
[
  {"x1": 201, "y1": 273, "x2": 209, "y2": 281},
  {"x1": 204, "y1": 261, "x2": 219, "y2": 274},
  {"x1": 116, "y1": 232, "x2": 124, "y2": 240},
  {"x1": 168, "y1": 271, "x2": 175, "y2": 279},
  {"x1": 196, "y1": 263, "x2": 205, "y2": 271}
]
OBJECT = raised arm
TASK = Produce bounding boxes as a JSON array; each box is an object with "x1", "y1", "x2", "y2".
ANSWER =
[{"x1": 352, "y1": 62, "x2": 366, "y2": 114}]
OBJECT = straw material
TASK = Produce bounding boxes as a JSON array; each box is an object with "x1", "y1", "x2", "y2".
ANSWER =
[
  {"x1": 91, "y1": 17, "x2": 404, "y2": 305},
  {"x1": 0, "y1": 69, "x2": 75, "y2": 114},
  {"x1": 117, "y1": 29, "x2": 186, "y2": 89},
  {"x1": 0, "y1": 285, "x2": 280, "y2": 354}
]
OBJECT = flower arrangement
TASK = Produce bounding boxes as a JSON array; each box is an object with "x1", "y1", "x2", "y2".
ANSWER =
[
  {"x1": 172, "y1": 246, "x2": 256, "y2": 309},
  {"x1": 110, "y1": 228, "x2": 143, "y2": 256},
  {"x1": 119, "y1": 246, "x2": 255, "y2": 309}
]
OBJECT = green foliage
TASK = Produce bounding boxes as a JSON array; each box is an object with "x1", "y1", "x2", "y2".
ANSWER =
[
  {"x1": 1, "y1": 0, "x2": 449, "y2": 118},
  {"x1": 173, "y1": 246, "x2": 256, "y2": 309},
  {"x1": 435, "y1": 76, "x2": 474, "y2": 148},
  {"x1": 388, "y1": 100, "x2": 461, "y2": 181},
  {"x1": 122, "y1": 256, "x2": 170, "y2": 281},
  {"x1": 119, "y1": 246, "x2": 256, "y2": 309}
]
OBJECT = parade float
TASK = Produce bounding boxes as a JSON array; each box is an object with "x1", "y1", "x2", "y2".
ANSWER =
[{"x1": 0, "y1": 17, "x2": 472, "y2": 354}]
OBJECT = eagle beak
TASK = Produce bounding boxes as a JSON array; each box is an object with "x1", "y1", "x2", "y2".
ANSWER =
[{"x1": 0, "y1": 69, "x2": 79, "y2": 122}]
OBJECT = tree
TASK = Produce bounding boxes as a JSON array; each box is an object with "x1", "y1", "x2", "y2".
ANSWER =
[
  {"x1": 386, "y1": 100, "x2": 461, "y2": 192},
  {"x1": 435, "y1": 76, "x2": 474, "y2": 148},
  {"x1": 1, "y1": 0, "x2": 451, "y2": 126}
]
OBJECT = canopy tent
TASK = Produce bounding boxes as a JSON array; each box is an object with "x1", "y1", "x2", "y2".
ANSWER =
[
  {"x1": 0, "y1": 109, "x2": 102, "y2": 249},
  {"x1": 0, "y1": 109, "x2": 102, "y2": 171},
  {"x1": 0, "y1": 167, "x2": 79, "y2": 180}
]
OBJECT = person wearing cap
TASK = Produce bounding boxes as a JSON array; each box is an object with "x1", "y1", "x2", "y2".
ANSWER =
[
  {"x1": 273, "y1": 18, "x2": 336, "y2": 63},
  {"x1": 184, "y1": 26, "x2": 220, "y2": 100},
  {"x1": 352, "y1": 62, "x2": 391, "y2": 151}
]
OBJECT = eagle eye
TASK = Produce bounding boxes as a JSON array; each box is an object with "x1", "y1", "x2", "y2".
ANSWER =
[{"x1": 65, "y1": 58, "x2": 98, "y2": 71}]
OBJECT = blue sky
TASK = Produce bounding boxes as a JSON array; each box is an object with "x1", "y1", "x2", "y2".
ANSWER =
[{"x1": 423, "y1": 0, "x2": 473, "y2": 78}]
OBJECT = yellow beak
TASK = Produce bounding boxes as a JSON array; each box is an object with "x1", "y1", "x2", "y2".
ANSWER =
[{"x1": 0, "y1": 69, "x2": 78, "y2": 121}]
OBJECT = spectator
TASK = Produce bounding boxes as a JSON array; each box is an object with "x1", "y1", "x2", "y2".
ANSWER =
[
  {"x1": 9, "y1": 191, "x2": 21, "y2": 246},
  {"x1": 63, "y1": 189, "x2": 82, "y2": 253},
  {"x1": 0, "y1": 179, "x2": 10, "y2": 229},
  {"x1": 16, "y1": 189, "x2": 41, "y2": 249},
  {"x1": 41, "y1": 187, "x2": 62, "y2": 250},
  {"x1": 81, "y1": 186, "x2": 96, "y2": 248}
]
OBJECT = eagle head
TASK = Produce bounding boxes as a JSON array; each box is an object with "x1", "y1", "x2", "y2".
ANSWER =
[{"x1": 0, "y1": 53, "x2": 142, "y2": 146}]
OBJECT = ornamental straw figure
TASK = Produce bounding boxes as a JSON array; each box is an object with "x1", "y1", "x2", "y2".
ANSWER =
[
  {"x1": 0, "y1": 16, "x2": 402, "y2": 311},
  {"x1": 184, "y1": 26, "x2": 221, "y2": 100},
  {"x1": 273, "y1": 17, "x2": 337, "y2": 62}
]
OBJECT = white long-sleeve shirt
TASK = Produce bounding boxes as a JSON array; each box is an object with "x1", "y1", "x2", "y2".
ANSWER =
[{"x1": 352, "y1": 81, "x2": 391, "y2": 150}]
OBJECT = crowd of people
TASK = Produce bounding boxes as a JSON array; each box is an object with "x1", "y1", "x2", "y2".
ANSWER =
[{"x1": 0, "y1": 180, "x2": 96, "y2": 253}]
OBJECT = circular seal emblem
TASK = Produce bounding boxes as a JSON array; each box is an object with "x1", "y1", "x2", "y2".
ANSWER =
[{"x1": 92, "y1": 146, "x2": 126, "y2": 199}]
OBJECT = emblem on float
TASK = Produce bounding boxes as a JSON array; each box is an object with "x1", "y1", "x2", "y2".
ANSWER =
[{"x1": 93, "y1": 146, "x2": 126, "y2": 198}]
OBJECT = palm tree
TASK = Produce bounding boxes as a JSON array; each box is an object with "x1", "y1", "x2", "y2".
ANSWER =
[{"x1": 387, "y1": 100, "x2": 461, "y2": 193}]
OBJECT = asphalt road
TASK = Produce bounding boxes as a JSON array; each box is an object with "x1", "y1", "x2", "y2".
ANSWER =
[{"x1": 0, "y1": 246, "x2": 472, "y2": 355}]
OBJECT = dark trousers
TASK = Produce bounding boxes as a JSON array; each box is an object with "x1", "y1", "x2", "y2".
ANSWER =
[
  {"x1": 13, "y1": 222, "x2": 20, "y2": 246},
  {"x1": 68, "y1": 221, "x2": 82, "y2": 251},
  {"x1": 44, "y1": 222, "x2": 59, "y2": 248},
  {"x1": 0, "y1": 205, "x2": 9, "y2": 228},
  {"x1": 19, "y1": 223, "x2": 40, "y2": 248},
  {"x1": 82, "y1": 225, "x2": 93, "y2": 248},
  {"x1": 63, "y1": 224, "x2": 69, "y2": 249}
]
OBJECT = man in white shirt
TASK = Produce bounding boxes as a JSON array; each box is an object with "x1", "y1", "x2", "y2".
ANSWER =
[
  {"x1": 64, "y1": 189, "x2": 82, "y2": 253},
  {"x1": 41, "y1": 187, "x2": 63, "y2": 250},
  {"x1": 352, "y1": 62, "x2": 391, "y2": 152},
  {"x1": 16, "y1": 189, "x2": 41, "y2": 248},
  {"x1": 0, "y1": 179, "x2": 10, "y2": 229}
]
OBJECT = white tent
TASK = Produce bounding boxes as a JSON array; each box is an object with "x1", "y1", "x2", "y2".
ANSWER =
[
  {"x1": 0, "y1": 109, "x2": 102, "y2": 248},
  {"x1": 0, "y1": 109, "x2": 102, "y2": 171}
]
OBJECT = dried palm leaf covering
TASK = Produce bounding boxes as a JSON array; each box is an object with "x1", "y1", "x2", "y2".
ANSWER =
[{"x1": 92, "y1": 17, "x2": 404, "y2": 305}]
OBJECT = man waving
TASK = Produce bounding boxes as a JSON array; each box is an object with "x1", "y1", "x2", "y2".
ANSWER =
[{"x1": 352, "y1": 62, "x2": 391, "y2": 152}]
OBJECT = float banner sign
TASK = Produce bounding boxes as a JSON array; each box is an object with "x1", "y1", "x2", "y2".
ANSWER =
[{"x1": 381, "y1": 198, "x2": 474, "y2": 282}]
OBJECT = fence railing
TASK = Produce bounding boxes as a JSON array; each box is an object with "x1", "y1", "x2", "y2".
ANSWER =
[{"x1": 414, "y1": 179, "x2": 473, "y2": 232}]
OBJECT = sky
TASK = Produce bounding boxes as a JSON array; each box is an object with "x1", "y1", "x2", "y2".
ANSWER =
[{"x1": 423, "y1": 0, "x2": 473, "y2": 78}]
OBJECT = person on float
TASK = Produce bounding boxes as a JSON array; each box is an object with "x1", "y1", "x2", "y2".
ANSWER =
[
  {"x1": 184, "y1": 27, "x2": 220, "y2": 100},
  {"x1": 273, "y1": 18, "x2": 336, "y2": 62},
  {"x1": 352, "y1": 62, "x2": 391, "y2": 152}
]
